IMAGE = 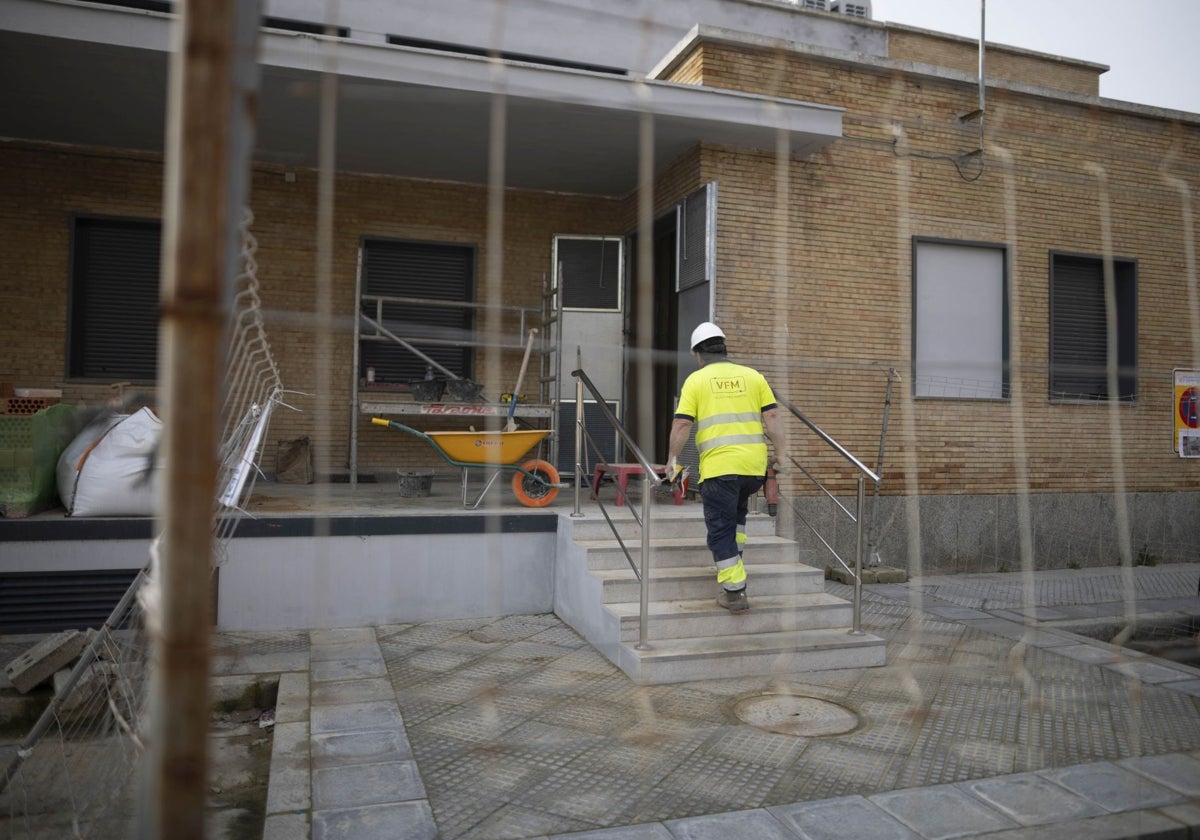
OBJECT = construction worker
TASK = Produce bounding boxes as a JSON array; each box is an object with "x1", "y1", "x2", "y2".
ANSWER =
[{"x1": 667, "y1": 322, "x2": 787, "y2": 613}]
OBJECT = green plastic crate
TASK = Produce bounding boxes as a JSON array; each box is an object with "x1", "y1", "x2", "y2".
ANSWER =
[{"x1": 0, "y1": 403, "x2": 81, "y2": 518}]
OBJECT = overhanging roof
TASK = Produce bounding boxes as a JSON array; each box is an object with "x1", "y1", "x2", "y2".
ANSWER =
[{"x1": 0, "y1": 0, "x2": 843, "y2": 197}]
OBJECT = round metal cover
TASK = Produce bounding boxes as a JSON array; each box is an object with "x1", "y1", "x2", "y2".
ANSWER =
[{"x1": 733, "y1": 694, "x2": 859, "y2": 737}]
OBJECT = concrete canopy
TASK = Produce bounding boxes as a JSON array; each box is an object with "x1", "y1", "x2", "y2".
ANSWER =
[{"x1": 2, "y1": 0, "x2": 842, "y2": 197}]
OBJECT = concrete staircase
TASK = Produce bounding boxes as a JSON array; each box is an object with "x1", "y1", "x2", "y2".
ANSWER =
[{"x1": 554, "y1": 505, "x2": 887, "y2": 684}]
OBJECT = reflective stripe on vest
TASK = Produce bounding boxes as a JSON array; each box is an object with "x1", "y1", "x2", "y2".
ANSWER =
[{"x1": 695, "y1": 411, "x2": 766, "y2": 453}]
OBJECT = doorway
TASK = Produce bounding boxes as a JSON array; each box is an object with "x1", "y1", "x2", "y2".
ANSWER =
[{"x1": 625, "y1": 183, "x2": 716, "y2": 464}]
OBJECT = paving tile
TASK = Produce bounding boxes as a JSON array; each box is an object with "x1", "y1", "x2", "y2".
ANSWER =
[
  {"x1": 311, "y1": 676, "x2": 395, "y2": 707},
  {"x1": 310, "y1": 642, "x2": 383, "y2": 662},
  {"x1": 312, "y1": 728, "x2": 413, "y2": 769},
  {"x1": 1039, "y1": 762, "x2": 1184, "y2": 813},
  {"x1": 1118, "y1": 754, "x2": 1200, "y2": 797},
  {"x1": 1050, "y1": 644, "x2": 1126, "y2": 666},
  {"x1": 310, "y1": 657, "x2": 388, "y2": 682},
  {"x1": 768, "y1": 795, "x2": 920, "y2": 840},
  {"x1": 312, "y1": 801, "x2": 437, "y2": 840},
  {"x1": 1157, "y1": 802, "x2": 1200, "y2": 835},
  {"x1": 1107, "y1": 659, "x2": 1196, "y2": 685},
  {"x1": 266, "y1": 721, "x2": 311, "y2": 814},
  {"x1": 310, "y1": 699, "x2": 404, "y2": 735},
  {"x1": 991, "y1": 607, "x2": 1072, "y2": 622},
  {"x1": 275, "y1": 671, "x2": 310, "y2": 724},
  {"x1": 547, "y1": 824, "x2": 675, "y2": 839},
  {"x1": 957, "y1": 619, "x2": 1074, "y2": 648},
  {"x1": 663, "y1": 808, "x2": 797, "y2": 839},
  {"x1": 964, "y1": 809, "x2": 1190, "y2": 839},
  {"x1": 457, "y1": 802, "x2": 597, "y2": 839},
  {"x1": 1164, "y1": 679, "x2": 1200, "y2": 697},
  {"x1": 871, "y1": 784, "x2": 1017, "y2": 838},
  {"x1": 211, "y1": 650, "x2": 309, "y2": 675},
  {"x1": 311, "y1": 628, "x2": 376, "y2": 646},
  {"x1": 925, "y1": 606, "x2": 992, "y2": 621},
  {"x1": 263, "y1": 811, "x2": 310, "y2": 840},
  {"x1": 312, "y1": 759, "x2": 426, "y2": 809},
  {"x1": 959, "y1": 772, "x2": 1108, "y2": 826}
]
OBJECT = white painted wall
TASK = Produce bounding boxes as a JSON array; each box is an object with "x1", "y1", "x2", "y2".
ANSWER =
[
  {"x1": 216, "y1": 531, "x2": 556, "y2": 630},
  {"x1": 0, "y1": 539, "x2": 152, "y2": 572}
]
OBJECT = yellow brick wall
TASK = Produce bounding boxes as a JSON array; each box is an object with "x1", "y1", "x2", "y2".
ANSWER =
[
  {"x1": 675, "y1": 43, "x2": 1200, "y2": 498},
  {"x1": 3, "y1": 33, "x2": 1197, "y2": 502},
  {"x1": 0, "y1": 144, "x2": 625, "y2": 477},
  {"x1": 887, "y1": 29, "x2": 1102, "y2": 97}
]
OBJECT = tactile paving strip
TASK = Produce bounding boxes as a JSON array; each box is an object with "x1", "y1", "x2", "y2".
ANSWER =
[{"x1": 370, "y1": 583, "x2": 1200, "y2": 839}]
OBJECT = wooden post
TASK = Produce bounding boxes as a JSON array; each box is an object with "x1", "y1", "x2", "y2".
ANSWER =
[{"x1": 141, "y1": 0, "x2": 257, "y2": 835}]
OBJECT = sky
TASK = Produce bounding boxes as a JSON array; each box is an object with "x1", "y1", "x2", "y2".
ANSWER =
[{"x1": 867, "y1": 0, "x2": 1200, "y2": 114}]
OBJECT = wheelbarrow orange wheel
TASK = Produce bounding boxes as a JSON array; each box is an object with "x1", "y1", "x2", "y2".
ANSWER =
[{"x1": 512, "y1": 459, "x2": 560, "y2": 508}]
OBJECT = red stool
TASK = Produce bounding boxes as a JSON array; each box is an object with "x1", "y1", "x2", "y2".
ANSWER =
[{"x1": 590, "y1": 463, "x2": 687, "y2": 506}]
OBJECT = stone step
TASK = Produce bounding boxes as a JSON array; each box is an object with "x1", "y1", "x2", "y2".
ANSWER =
[
  {"x1": 615, "y1": 626, "x2": 887, "y2": 684},
  {"x1": 608, "y1": 592, "x2": 853, "y2": 642},
  {"x1": 579, "y1": 535, "x2": 801, "y2": 570},
  {"x1": 564, "y1": 511, "x2": 778, "y2": 543},
  {"x1": 592, "y1": 563, "x2": 825, "y2": 604}
]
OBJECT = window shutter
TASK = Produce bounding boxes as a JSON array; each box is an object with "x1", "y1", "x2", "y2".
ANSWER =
[
  {"x1": 361, "y1": 240, "x2": 475, "y2": 383},
  {"x1": 71, "y1": 219, "x2": 161, "y2": 380},
  {"x1": 677, "y1": 185, "x2": 713, "y2": 292},
  {"x1": 1050, "y1": 260, "x2": 1108, "y2": 398},
  {"x1": 557, "y1": 239, "x2": 620, "y2": 310}
]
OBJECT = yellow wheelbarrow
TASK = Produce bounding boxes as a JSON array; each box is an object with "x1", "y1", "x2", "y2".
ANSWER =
[{"x1": 371, "y1": 418, "x2": 563, "y2": 509}]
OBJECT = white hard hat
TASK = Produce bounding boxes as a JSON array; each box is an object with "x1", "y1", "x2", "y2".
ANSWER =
[{"x1": 690, "y1": 321, "x2": 725, "y2": 351}]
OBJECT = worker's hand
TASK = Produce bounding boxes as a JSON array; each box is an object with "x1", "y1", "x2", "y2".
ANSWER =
[{"x1": 663, "y1": 456, "x2": 684, "y2": 486}]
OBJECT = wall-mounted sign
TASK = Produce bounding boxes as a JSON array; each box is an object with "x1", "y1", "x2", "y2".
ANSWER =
[{"x1": 1174, "y1": 369, "x2": 1200, "y2": 457}]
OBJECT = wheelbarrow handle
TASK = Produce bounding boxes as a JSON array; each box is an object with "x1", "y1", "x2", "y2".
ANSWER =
[{"x1": 371, "y1": 417, "x2": 432, "y2": 443}]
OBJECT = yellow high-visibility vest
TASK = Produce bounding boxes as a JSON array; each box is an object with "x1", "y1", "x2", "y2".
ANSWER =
[{"x1": 676, "y1": 360, "x2": 776, "y2": 480}]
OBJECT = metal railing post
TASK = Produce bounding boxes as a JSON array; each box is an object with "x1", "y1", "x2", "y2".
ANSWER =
[
  {"x1": 571, "y1": 367, "x2": 659, "y2": 648},
  {"x1": 572, "y1": 358, "x2": 583, "y2": 516},
  {"x1": 851, "y1": 475, "x2": 865, "y2": 635},
  {"x1": 637, "y1": 475, "x2": 652, "y2": 650}
]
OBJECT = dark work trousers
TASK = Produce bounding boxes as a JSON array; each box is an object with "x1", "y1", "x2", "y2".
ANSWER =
[{"x1": 700, "y1": 474, "x2": 766, "y2": 577}]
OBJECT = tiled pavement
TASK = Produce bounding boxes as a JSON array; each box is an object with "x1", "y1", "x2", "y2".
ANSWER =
[{"x1": 213, "y1": 562, "x2": 1200, "y2": 840}]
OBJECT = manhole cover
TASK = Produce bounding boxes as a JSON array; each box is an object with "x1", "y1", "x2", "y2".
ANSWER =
[{"x1": 734, "y1": 694, "x2": 859, "y2": 737}]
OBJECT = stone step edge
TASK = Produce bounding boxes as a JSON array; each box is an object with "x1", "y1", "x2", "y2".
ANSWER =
[
  {"x1": 621, "y1": 626, "x2": 886, "y2": 663},
  {"x1": 605, "y1": 591, "x2": 849, "y2": 621},
  {"x1": 591, "y1": 562, "x2": 823, "y2": 584}
]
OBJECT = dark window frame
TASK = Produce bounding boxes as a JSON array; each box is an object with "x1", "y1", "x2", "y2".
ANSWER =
[
  {"x1": 554, "y1": 236, "x2": 623, "y2": 312},
  {"x1": 358, "y1": 237, "x2": 477, "y2": 386},
  {"x1": 1048, "y1": 251, "x2": 1138, "y2": 403},
  {"x1": 67, "y1": 215, "x2": 162, "y2": 382}
]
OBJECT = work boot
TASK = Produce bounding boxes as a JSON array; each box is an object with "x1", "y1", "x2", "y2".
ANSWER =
[{"x1": 717, "y1": 587, "x2": 749, "y2": 613}]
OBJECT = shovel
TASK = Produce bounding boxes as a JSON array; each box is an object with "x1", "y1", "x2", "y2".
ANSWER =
[{"x1": 506, "y1": 328, "x2": 538, "y2": 432}]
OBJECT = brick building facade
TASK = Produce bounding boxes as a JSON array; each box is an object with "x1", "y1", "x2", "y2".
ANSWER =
[{"x1": 1, "y1": 1, "x2": 1196, "y2": 570}]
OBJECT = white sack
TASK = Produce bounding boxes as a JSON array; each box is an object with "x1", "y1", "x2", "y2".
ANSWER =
[{"x1": 56, "y1": 407, "x2": 162, "y2": 516}]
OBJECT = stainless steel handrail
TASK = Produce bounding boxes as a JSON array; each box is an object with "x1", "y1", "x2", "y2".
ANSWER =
[
  {"x1": 775, "y1": 396, "x2": 879, "y2": 635},
  {"x1": 571, "y1": 366, "x2": 657, "y2": 650}
]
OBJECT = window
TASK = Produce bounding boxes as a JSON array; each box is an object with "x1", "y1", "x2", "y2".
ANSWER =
[
  {"x1": 554, "y1": 237, "x2": 622, "y2": 311},
  {"x1": 359, "y1": 239, "x2": 475, "y2": 384},
  {"x1": 913, "y1": 239, "x2": 1008, "y2": 399},
  {"x1": 69, "y1": 217, "x2": 161, "y2": 381},
  {"x1": 1049, "y1": 253, "x2": 1137, "y2": 401}
]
